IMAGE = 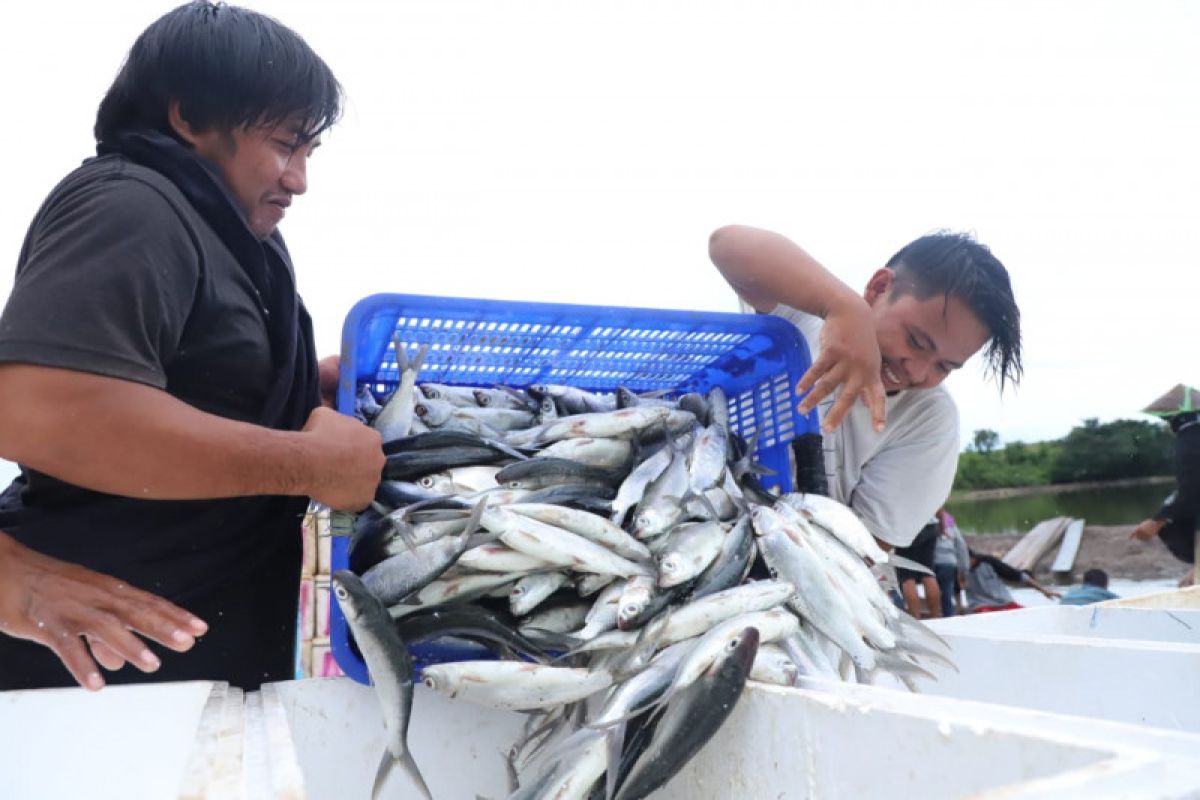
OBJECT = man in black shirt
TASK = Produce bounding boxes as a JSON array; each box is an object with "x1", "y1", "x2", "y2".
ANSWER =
[
  {"x1": 1131, "y1": 384, "x2": 1200, "y2": 587},
  {"x1": 0, "y1": 2, "x2": 383, "y2": 691}
]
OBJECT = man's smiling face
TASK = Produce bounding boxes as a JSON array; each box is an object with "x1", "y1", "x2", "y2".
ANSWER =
[{"x1": 865, "y1": 268, "x2": 991, "y2": 393}]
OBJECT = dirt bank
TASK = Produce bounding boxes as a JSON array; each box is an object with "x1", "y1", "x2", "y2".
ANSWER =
[
  {"x1": 952, "y1": 476, "x2": 1173, "y2": 503},
  {"x1": 965, "y1": 524, "x2": 1190, "y2": 583}
]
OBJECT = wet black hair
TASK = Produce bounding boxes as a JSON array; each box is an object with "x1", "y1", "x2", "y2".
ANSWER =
[
  {"x1": 884, "y1": 232, "x2": 1023, "y2": 392},
  {"x1": 1082, "y1": 568, "x2": 1109, "y2": 588},
  {"x1": 95, "y1": 1, "x2": 342, "y2": 145}
]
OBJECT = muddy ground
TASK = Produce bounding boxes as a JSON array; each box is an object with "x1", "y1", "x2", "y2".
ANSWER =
[{"x1": 965, "y1": 524, "x2": 1191, "y2": 584}]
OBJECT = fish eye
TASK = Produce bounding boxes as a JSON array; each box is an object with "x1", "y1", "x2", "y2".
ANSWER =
[
  {"x1": 622, "y1": 604, "x2": 638, "y2": 616},
  {"x1": 728, "y1": 637, "x2": 741, "y2": 650}
]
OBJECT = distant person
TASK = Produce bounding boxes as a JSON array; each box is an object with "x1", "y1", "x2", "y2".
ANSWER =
[
  {"x1": 932, "y1": 508, "x2": 969, "y2": 616},
  {"x1": 965, "y1": 550, "x2": 1062, "y2": 612},
  {"x1": 1130, "y1": 384, "x2": 1199, "y2": 588},
  {"x1": 709, "y1": 225, "x2": 1023, "y2": 551},
  {"x1": 895, "y1": 515, "x2": 942, "y2": 618},
  {"x1": 1060, "y1": 568, "x2": 1119, "y2": 606}
]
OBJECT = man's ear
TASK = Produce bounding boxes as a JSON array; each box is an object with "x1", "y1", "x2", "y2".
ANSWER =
[
  {"x1": 167, "y1": 100, "x2": 200, "y2": 146},
  {"x1": 864, "y1": 268, "x2": 895, "y2": 305}
]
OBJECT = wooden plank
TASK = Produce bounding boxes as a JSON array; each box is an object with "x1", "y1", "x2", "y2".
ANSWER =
[
  {"x1": 1003, "y1": 516, "x2": 1070, "y2": 572},
  {"x1": 1050, "y1": 518, "x2": 1086, "y2": 576}
]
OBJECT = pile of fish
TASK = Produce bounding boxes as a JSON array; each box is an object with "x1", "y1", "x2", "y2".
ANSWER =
[{"x1": 333, "y1": 342, "x2": 955, "y2": 800}]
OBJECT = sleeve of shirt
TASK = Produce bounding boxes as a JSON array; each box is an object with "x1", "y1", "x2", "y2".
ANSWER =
[
  {"x1": 978, "y1": 553, "x2": 1024, "y2": 583},
  {"x1": 849, "y1": 390, "x2": 961, "y2": 548},
  {"x1": 953, "y1": 528, "x2": 970, "y2": 575},
  {"x1": 0, "y1": 174, "x2": 200, "y2": 388},
  {"x1": 1162, "y1": 427, "x2": 1200, "y2": 520}
]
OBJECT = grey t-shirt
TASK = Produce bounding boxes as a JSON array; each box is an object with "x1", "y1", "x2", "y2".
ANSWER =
[
  {"x1": 770, "y1": 303, "x2": 961, "y2": 548},
  {"x1": 0, "y1": 154, "x2": 274, "y2": 423}
]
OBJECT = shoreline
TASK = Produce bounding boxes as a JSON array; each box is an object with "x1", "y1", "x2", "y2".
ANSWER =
[
  {"x1": 951, "y1": 475, "x2": 1173, "y2": 503},
  {"x1": 965, "y1": 523, "x2": 1190, "y2": 584}
]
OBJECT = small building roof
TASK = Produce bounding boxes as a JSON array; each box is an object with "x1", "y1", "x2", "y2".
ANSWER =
[{"x1": 1142, "y1": 383, "x2": 1200, "y2": 417}]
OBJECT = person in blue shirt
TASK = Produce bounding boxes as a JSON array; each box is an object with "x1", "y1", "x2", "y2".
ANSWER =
[{"x1": 1060, "y1": 568, "x2": 1120, "y2": 606}]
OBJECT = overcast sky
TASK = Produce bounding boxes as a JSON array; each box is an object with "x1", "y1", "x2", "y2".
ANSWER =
[{"x1": 1, "y1": 1, "x2": 1197, "y2": 485}]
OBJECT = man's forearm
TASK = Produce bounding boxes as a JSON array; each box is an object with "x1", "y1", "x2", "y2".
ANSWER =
[
  {"x1": 0, "y1": 364, "x2": 317, "y2": 500},
  {"x1": 708, "y1": 225, "x2": 863, "y2": 317}
]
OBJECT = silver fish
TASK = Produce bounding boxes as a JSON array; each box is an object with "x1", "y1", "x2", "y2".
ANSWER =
[{"x1": 331, "y1": 571, "x2": 432, "y2": 800}]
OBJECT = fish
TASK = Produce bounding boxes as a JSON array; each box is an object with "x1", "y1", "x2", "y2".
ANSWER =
[
  {"x1": 510, "y1": 571, "x2": 571, "y2": 617},
  {"x1": 331, "y1": 571, "x2": 432, "y2": 800},
  {"x1": 482, "y1": 508, "x2": 652, "y2": 579},
  {"x1": 656, "y1": 521, "x2": 726, "y2": 588},
  {"x1": 613, "y1": 627, "x2": 759, "y2": 800},
  {"x1": 372, "y1": 341, "x2": 430, "y2": 443},
  {"x1": 420, "y1": 661, "x2": 613, "y2": 712},
  {"x1": 506, "y1": 503, "x2": 651, "y2": 562},
  {"x1": 394, "y1": 605, "x2": 554, "y2": 664}
]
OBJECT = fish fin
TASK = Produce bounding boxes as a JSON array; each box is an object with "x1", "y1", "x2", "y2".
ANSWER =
[
  {"x1": 586, "y1": 693, "x2": 669, "y2": 730},
  {"x1": 390, "y1": 518, "x2": 420, "y2": 552},
  {"x1": 874, "y1": 651, "x2": 939, "y2": 683},
  {"x1": 393, "y1": 334, "x2": 409, "y2": 374},
  {"x1": 895, "y1": 610, "x2": 953, "y2": 652},
  {"x1": 613, "y1": 608, "x2": 671, "y2": 681},
  {"x1": 370, "y1": 749, "x2": 393, "y2": 800},
  {"x1": 396, "y1": 747, "x2": 434, "y2": 800},
  {"x1": 504, "y1": 742, "x2": 522, "y2": 794},
  {"x1": 605, "y1": 722, "x2": 627, "y2": 800},
  {"x1": 410, "y1": 341, "x2": 430, "y2": 373}
]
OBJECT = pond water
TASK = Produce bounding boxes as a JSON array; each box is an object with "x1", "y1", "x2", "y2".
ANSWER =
[{"x1": 946, "y1": 480, "x2": 1173, "y2": 536}]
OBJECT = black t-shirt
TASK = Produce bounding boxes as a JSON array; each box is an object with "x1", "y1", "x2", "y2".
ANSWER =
[{"x1": 0, "y1": 154, "x2": 311, "y2": 689}]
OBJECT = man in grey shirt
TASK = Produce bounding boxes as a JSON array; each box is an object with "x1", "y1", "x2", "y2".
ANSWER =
[{"x1": 709, "y1": 225, "x2": 1023, "y2": 549}]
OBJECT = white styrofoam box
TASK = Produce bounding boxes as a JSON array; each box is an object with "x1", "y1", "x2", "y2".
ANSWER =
[
  {"x1": 890, "y1": 603, "x2": 1200, "y2": 732},
  {"x1": 271, "y1": 677, "x2": 1200, "y2": 800},
  {"x1": 0, "y1": 681, "x2": 216, "y2": 800}
]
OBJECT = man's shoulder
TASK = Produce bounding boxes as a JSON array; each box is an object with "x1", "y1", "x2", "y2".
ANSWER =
[
  {"x1": 52, "y1": 154, "x2": 193, "y2": 217},
  {"x1": 36, "y1": 156, "x2": 201, "y2": 242}
]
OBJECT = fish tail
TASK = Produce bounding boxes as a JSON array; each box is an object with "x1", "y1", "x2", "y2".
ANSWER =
[
  {"x1": 605, "y1": 722, "x2": 627, "y2": 800},
  {"x1": 398, "y1": 747, "x2": 435, "y2": 800},
  {"x1": 370, "y1": 749, "x2": 393, "y2": 800}
]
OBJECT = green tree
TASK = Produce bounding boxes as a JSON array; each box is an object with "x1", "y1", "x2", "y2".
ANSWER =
[
  {"x1": 971, "y1": 429, "x2": 1000, "y2": 454},
  {"x1": 1048, "y1": 418, "x2": 1172, "y2": 483}
]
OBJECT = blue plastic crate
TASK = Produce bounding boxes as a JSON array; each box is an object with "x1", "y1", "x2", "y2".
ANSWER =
[{"x1": 330, "y1": 293, "x2": 818, "y2": 684}]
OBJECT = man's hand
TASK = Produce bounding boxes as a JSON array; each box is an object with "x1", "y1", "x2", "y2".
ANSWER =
[
  {"x1": 1042, "y1": 587, "x2": 1063, "y2": 600},
  {"x1": 299, "y1": 406, "x2": 384, "y2": 511},
  {"x1": 1130, "y1": 518, "x2": 1166, "y2": 542},
  {"x1": 796, "y1": 296, "x2": 887, "y2": 433},
  {"x1": 318, "y1": 354, "x2": 340, "y2": 409},
  {"x1": 0, "y1": 532, "x2": 207, "y2": 691}
]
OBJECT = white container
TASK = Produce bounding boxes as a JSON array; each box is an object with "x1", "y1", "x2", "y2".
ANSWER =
[
  {"x1": 903, "y1": 594, "x2": 1200, "y2": 732},
  {"x1": 272, "y1": 677, "x2": 1200, "y2": 799}
]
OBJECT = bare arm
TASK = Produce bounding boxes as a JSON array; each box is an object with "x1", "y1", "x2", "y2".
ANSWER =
[
  {"x1": 708, "y1": 225, "x2": 886, "y2": 431},
  {"x1": 0, "y1": 363, "x2": 382, "y2": 509},
  {"x1": 0, "y1": 531, "x2": 208, "y2": 690},
  {"x1": 1020, "y1": 572, "x2": 1062, "y2": 600}
]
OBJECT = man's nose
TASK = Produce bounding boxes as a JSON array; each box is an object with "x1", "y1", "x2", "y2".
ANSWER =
[
  {"x1": 281, "y1": 155, "x2": 307, "y2": 195},
  {"x1": 907, "y1": 356, "x2": 934, "y2": 386}
]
